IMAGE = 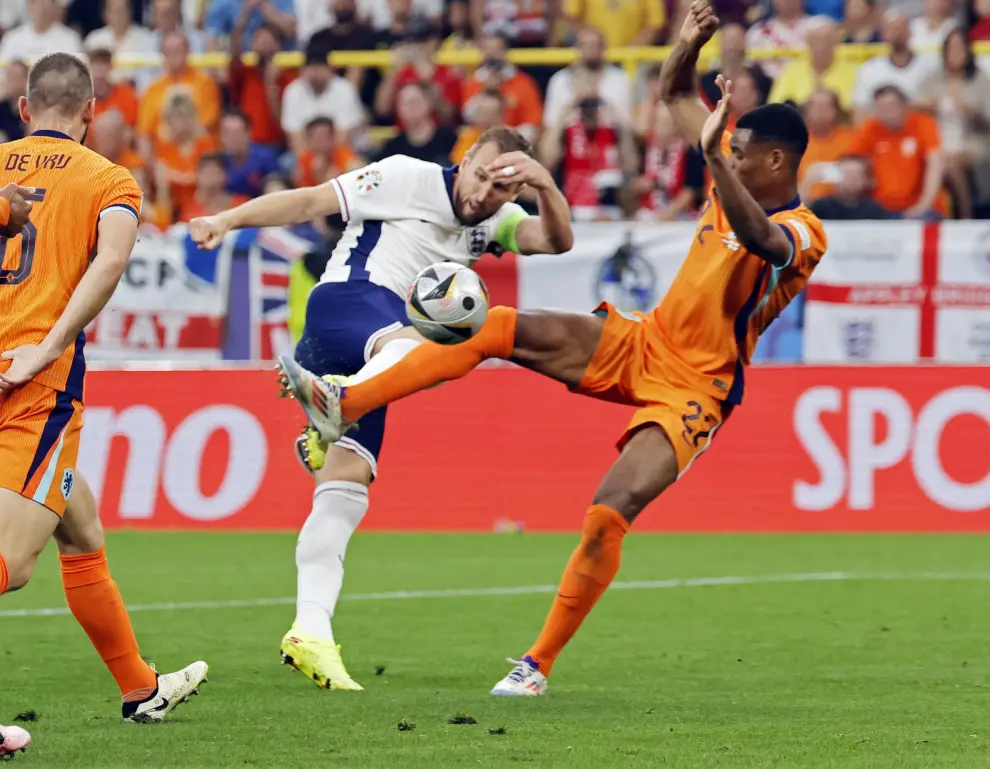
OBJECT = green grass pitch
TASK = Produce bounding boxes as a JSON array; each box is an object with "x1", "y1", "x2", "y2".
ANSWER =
[{"x1": 4, "y1": 532, "x2": 990, "y2": 768}]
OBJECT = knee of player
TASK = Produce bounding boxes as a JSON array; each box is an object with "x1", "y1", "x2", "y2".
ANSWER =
[
  {"x1": 314, "y1": 446, "x2": 375, "y2": 487},
  {"x1": 0, "y1": 549, "x2": 38, "y2": 592}
]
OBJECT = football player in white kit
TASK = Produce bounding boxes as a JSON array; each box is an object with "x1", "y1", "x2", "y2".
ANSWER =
[{"x1": 189, "y1": 127, "x2": 573, "y2": 690}]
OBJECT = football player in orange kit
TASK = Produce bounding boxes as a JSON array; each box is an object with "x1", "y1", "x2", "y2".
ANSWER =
[
  {"x1": 276, "y1": 0, "x2": 828, "y2": 695},
  {"x1": 0, "y1": 54, "x2": 207, "y2": 753}
]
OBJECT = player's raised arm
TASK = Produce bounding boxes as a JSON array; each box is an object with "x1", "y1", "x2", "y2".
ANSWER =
[
  {"x1": 0, "y1": 209, "x2": 138, "y2": 391},
  {"x1": 659, "y1": 1, "x2": 719, "y2": 147},
  {"x1": 699, "y1": 77, "x2": 796, "y2": 268},
  {"x1": 485, "y1": 151, "x2": 574, "y2": 255},
  {"x1": 189, "y1": 180, "x2": 343, "y2": 250}
]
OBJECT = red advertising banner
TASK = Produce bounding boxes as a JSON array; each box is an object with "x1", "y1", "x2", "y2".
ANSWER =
[{"x1": 81, "y1": 366, "x2": 990, "y2": 532}]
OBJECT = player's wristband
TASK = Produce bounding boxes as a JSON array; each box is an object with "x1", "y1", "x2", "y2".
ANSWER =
[
  {"x1": 494, "y1": 209, "x2": 526, "y2": 254},
  {"x1": 0, "y1": 196, "x2": 9, "y2": 228}
]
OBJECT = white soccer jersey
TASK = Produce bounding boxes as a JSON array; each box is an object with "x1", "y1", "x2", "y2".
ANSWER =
[{"x1": 322, "y1": 155, "x2": 527, "y2": 297}]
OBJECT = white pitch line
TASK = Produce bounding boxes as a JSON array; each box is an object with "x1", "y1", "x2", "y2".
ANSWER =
[{"x1": 3, "y1": 571, "x2": 990, "y2": 619}]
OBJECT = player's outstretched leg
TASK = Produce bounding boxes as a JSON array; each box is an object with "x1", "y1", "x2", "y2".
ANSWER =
[
  {"x1": 277, "y1": 306, "x2": 605, "y2": 443},
  {"x1": 491, "y1": 426, "x2": 678, "y2": 696},
  {"x1": 56, "y1": 474, "x2": 209, "y2": 722},
  {"x1": 0, "y1": 724, "x2": 31, "y2": 758}
]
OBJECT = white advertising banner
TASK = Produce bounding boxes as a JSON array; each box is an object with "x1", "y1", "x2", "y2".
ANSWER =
[
  {"x1": 804, "y1": 221, "x2": 990, "y2": 363},
  {"x1": 518, "y1": 222, "x2": 694, "y2": 314},
  {"x1": 84, "y1": 227, "x2": 230, "y2": 361}
]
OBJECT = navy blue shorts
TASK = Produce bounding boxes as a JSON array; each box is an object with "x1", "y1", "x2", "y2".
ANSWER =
[{"x1": 294, "y1": 281, "x2": 411, "y2": 475}]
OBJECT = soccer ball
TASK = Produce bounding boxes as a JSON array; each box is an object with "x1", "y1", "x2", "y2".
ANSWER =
[{"x1": 406, "y1": 262, "x2": 489, "y2": 345}]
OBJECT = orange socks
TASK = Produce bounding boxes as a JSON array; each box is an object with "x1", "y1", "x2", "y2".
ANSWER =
[
  {"x1": 341, "y1": 305, "x2": 517, "y2": 422},
  {"x1": 526, "y1": 505, "x2": 629, "y2": 676},
  {"x1": 0, "y1": 553, "x2": 8, "y2": 594},
  {"x1": 60, "y1": 548, "x2": 157, "y2": 697}
]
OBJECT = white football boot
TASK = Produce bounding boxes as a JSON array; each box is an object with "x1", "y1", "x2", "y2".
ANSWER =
[
  {"x1": 0, "y1": 724, "x2": 31, "y2": 758},
  {"x1": 276, "y1": 358, "x2": 350, "y2": 444},
  {"x1": 122, "y1": 661, "x2": 209, "y2": 723},
  {"x1": 490, "y1": 656, "x2": 548, "y2": 696}
]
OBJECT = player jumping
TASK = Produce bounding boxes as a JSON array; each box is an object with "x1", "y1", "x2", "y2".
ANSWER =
[
  {"x1": 274, "y1": 1, "x2": 828, "y2": 696},
  {"x1": 189, "y1": 130, "x2": 572, "y2": 689},
  {"x1": 0, "y1": 54, "x2": 208, "y2": 753}
]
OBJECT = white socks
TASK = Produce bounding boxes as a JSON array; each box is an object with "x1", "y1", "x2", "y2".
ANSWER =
[
  {"x1": 352, "y1": 337, "x2": 422, "y2": 383},
  {"x1": 294, "y1": 481, "x2": 369, "y2": 640},
  {"x1": 292, "y1": 337, "x2": 421, "y2": 640}
]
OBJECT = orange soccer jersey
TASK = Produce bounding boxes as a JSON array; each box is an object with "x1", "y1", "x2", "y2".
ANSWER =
[
  {"x1": 0, "y1": 130, "x2": 142, "y2": 514},
  {"x1": 578, "y1": 188, "x2": 827, "y2": 473},
  {"x1": 651, "y1": 194, "x2": 828, "y2": 403}
]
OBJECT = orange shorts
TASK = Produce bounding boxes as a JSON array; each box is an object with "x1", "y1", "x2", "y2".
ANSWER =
[
  {"x1": 0, "y1": 381, "x2": 83, "y2": 516},
  {"x1": 575, "y1": 303, "x2": 731, "y2": 475}
]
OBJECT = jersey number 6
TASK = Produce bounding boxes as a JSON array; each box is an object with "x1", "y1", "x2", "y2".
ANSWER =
[{"x1": 0, "y1": 189, "x2": 45, "y2": 286}]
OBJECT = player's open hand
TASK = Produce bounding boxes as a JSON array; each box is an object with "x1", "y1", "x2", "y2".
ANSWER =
[
  {"x1": 0, "y1": 344, "x2": 55, "y2": 393},
  {"x1": 679, "y1": 1, "x2": 719, "y2": 50},
  {"x1": 701, "y1": 74, "x2": 733, "y2": 157},
  {"x1": 189, "y1": 215, "x2": 229, "y2": 250},
  {"x1": 0, "y1": 184, "x2": 36, "y2": 238},
  {"x1": 486, "y1": 152, "x2": 552, "y2": 191}
]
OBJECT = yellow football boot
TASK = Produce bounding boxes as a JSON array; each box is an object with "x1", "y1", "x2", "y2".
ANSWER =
[{"x1": 279, "y1": 625, "x2": 364, "y2": 691}]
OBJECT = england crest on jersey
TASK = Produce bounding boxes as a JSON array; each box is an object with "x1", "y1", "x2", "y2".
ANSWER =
[{"x1": 469, "y1": 227, "x2": 489, "y2": 256}]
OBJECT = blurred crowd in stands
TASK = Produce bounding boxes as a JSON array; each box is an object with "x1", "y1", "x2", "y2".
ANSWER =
[{"x1": 3, "y1": 0, "x2": 990, "y2": 232}]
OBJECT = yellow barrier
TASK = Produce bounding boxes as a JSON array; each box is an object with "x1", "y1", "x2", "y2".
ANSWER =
[
  {"x1": 3, "y1": 40, "x2": 981, "y2": 83},
  {"x1": 9, "y1": 41, "x2": 972, "y2": 83}
]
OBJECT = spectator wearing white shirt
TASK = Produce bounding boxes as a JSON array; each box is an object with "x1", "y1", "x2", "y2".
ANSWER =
[
  {"x1": 544, "y1": 26, "x2": 630, "y2": 128},
  {"x1": 745, "y1": 0, "x2": 813, "y2": 78},
  {"x1": 853, "y1": 9, "x2": 936, "y2": 121},
  {"x1": 149, "y1": 0, "x2": 208, "y2": 54},
  {"x1": 85, "y1": 0, "x2": 158, "y2": 58},
  {"x1": 909, "y1": 0, "x2": 960, "y2": 50},
  {"x1": 281, "y1": 41, "x2": 366, "y2": 154},
  {"x1": 0, "y1": 0, "x2": 83, "y2": 64}
]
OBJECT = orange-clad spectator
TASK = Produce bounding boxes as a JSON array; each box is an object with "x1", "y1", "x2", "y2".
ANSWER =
[
  {"x1": 451, "y1": 89, "x2": 504, "y2": 164},
  {"x1": 178, "y1": 155, "x2": 250, "y2": 222},
  {"x1": 87, "y1": 110, "x2": 145, "y2": 176},
  {"x1": 798, "y1": 88, "x2": 854, "y2": 201},
  {"x1": 138, "y1": 31, "x2": 221, "y2": 156},
  {"x1": 848, "y1": 85, "x2": 947, "y2": 218},
  {"x1": 294, "y1": 117, "x2": 362, "y2": 188},
  {"x1": 229, "y1": 13, "x2": 295, "y2": 147},
  {"x1": 462, "y1": 33, "x2": 542, "y2": 142},
  {"x1": 155, "y1": 91, "x2": 219, "y2": 218},
  {"x1": 89, "y1": 49, "x2": 138, "y2": 129}
]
